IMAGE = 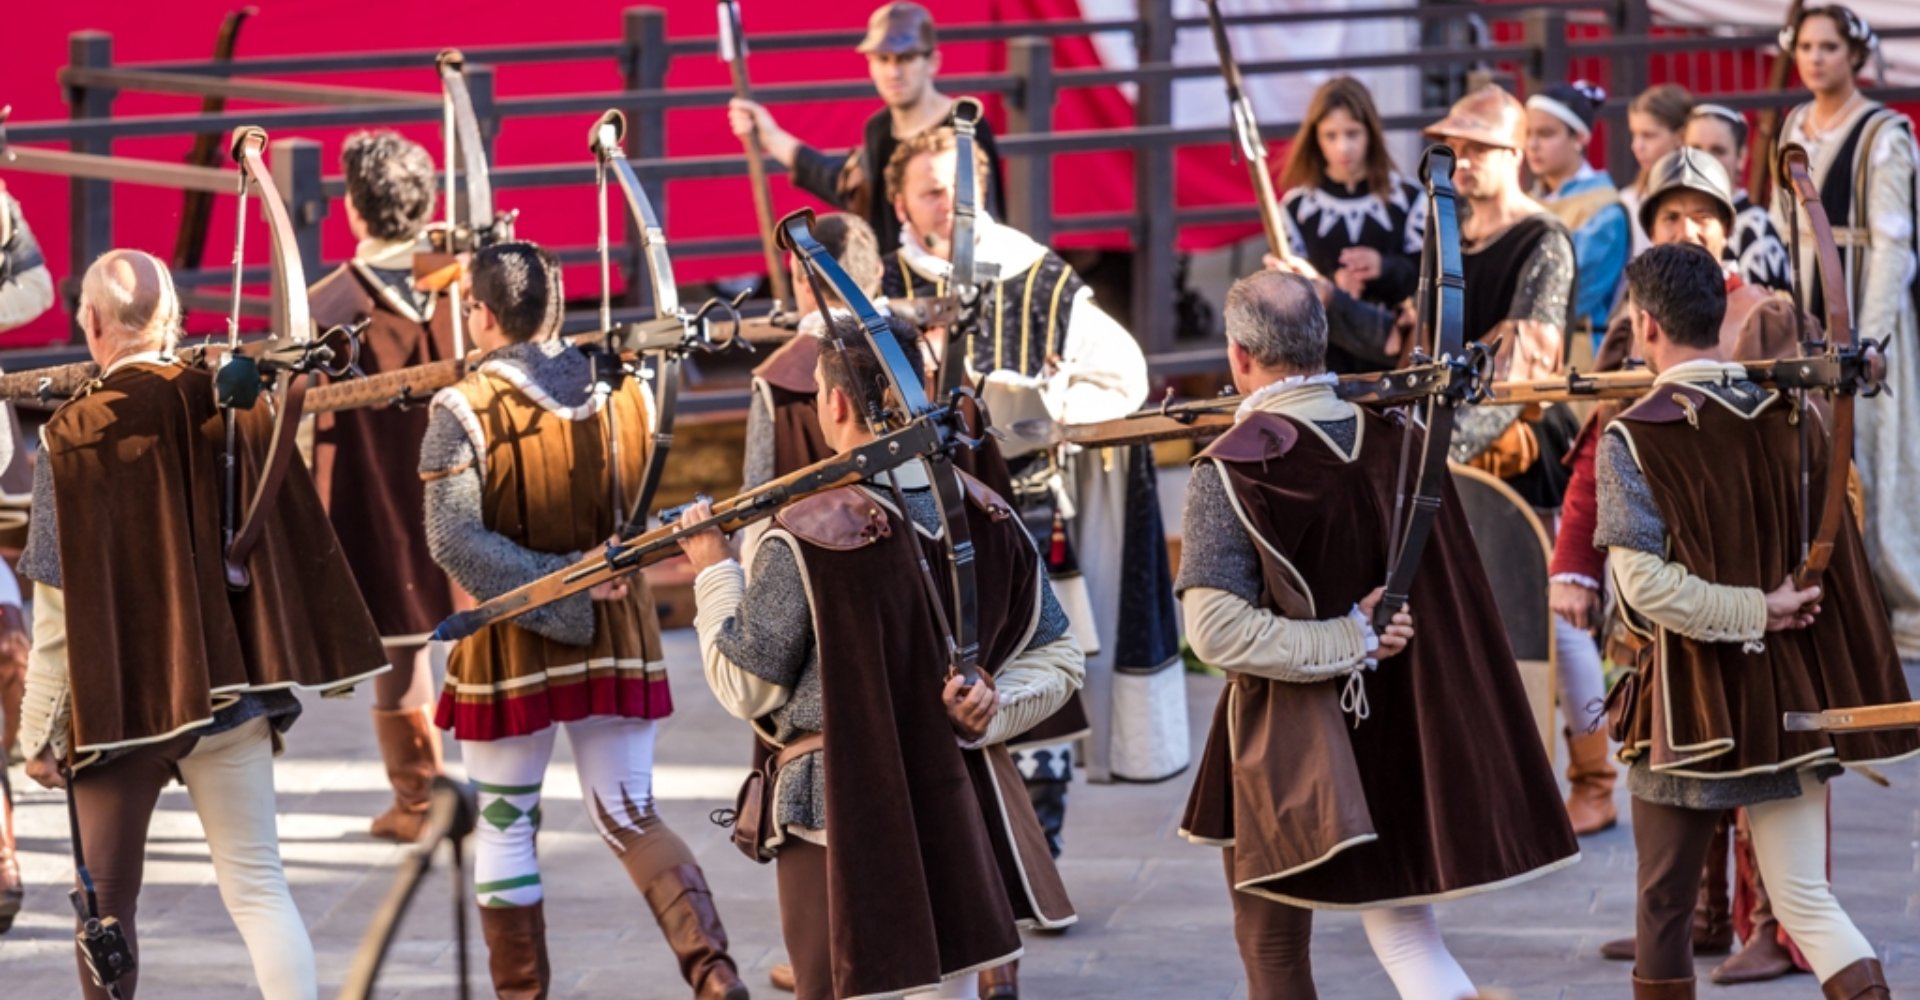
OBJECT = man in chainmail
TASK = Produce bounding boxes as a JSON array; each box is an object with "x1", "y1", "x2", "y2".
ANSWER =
[
  {"x1": 419, "y1": 243, "x2": 748, "y2": 1000},
  {"x1": 677, "y1": 315, "x2": 1082, "y2": 1000},
  {"x1": 1594, "y1": 243, "x2": 1915, "y2": 1000},
  {"x1": 1176, "y1": 270, "x2": 1578, "y2": 999}
]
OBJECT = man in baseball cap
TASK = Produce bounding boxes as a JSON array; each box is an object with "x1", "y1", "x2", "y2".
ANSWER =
[{"x1": 727, "y1": 1, "x2": 1007, "y2": 257}]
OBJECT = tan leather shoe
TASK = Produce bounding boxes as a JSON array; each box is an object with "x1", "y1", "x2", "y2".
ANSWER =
[
  {"x1": 1564, "y1": 728, "x2": 1618, "y2": 835},
  {"x1": 768, "y1": 962, "x2": 795, "y2": 992}
]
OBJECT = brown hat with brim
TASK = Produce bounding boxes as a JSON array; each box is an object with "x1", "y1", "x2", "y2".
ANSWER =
[
  {"x1": 1423, "y1": 84, "x2": 1526, "y2": 151},
  {"x1": 857, "y1": 2, "x2": 936, "y2": 55}
]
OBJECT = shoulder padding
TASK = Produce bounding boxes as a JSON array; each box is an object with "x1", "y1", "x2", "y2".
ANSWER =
[
  {"x1": 1617, "y1": 383, "x2": 1706, "y2": 425},
  {"x1": 1195, "y1": 411, "x2": 1298, "y2": 464},
  {"x1": 752, "y1": 334, "x2": 821, "y2": 394},
  {"x1": 775, "y1": 488, "x2": 894, "y2": 552}
]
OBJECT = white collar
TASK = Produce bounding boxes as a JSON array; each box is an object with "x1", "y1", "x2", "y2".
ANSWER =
[
  {"x1": 354, "y1": 237, "x2": 417, "y2": 270},
  {"x1": 897, "y1": 211, "x2": 1048, "y2": 282},
  {"x1": 1653, "y1": 357, "x2": 1747, "y2": 386},
  {"x1": 105, "y1": 349, "x2": 172, "y2": 376},
  {"x1": 1234, "y1": 372, "x2": 1347, "y2": 423}
]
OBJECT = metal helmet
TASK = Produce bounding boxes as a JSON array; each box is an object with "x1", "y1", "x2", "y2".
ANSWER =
[{"x1": 1638, "y1": 147, "x2": 1736, "y2": 236}]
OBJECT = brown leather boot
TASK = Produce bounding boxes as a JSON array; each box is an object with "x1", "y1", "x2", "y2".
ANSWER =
[
  {"x1": 1635, "y1": 971, "x2": 1697, "y2": 990},
  {"x1": 0, "y1": 605, "x2": 28, "y2": 765},
  {"x1": 1564, "y1": 728, "x2": 1618, "y2": 835},
  {"x1": 980, "y1": 960, "x2": 1018, "y2": 999},
  {"x1": 369, "y1": 706, "x2": 442, "y2": 842},
  {"x1": 1631, "y1": 973, "x2": 1696, "y2": 999},
  {"x1": 1711, "y1": 864, "x2": 1798, "y2": 985},
  {"x1": 1694, "y1": 818, "x2": 1733, "y2": 955},
  {"x1": 479, "y1": 902, "x2": 552, "y2": 1000},
  {"x1": 0, "y1": 771, "x2": 21, "y2": 934},
  {"x1": 1820, "y1": 957, "x2": 1890, "y2": 999},
  {"x1": 643, "y1": 863, "x2": 749, "y2": 1000}
]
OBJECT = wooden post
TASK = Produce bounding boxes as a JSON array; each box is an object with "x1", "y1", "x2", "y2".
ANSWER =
[
  {"x1": 65, "y1": 31, "x2": 116, "y2": 342},
  {"x1": 270, "y1": 137, "x2": 327, "y2": 330},
  {"x1": 1523, "y1": 8, "x2": 1569, "y2": 97},
  {"x1": 1005, "y1": 37, "x2": 1056, "y2": 248},
  {"x1": 622, "y1": 7, "x2": 670, "y2": 315},
  {"x1": 1131, "y1": 4, "x2": 1177, "y2": 357}
]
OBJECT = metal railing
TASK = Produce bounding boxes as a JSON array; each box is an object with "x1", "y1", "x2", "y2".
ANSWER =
[{"x1": 4, "y1": 0, "x2": 1914, "y2": 408}]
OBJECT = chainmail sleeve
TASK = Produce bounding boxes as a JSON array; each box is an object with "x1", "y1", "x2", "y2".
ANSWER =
[
  {"x1": 1452, "y1": 226, "x2": 1576, "y2": 461},
  {"x1": 1174, "y1": 460, "x2": 1264, "y2": 605},
  {"x1": 1592, "y1": 428, "x2": 1668, "y2": 555},
  {"x1": 18, "y1": 448, "x2": 59, "y2": 589},
  {"x1": 742, "y1": 383, "x2": 777, "y2": 491},
  {"x1": 419, "y1": 399, "x2": 593, "y2": 646}
]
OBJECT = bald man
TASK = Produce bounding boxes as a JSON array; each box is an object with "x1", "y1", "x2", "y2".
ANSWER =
[{"x1": 15, "y1": 250, "x2": 388, "y2": 1000}]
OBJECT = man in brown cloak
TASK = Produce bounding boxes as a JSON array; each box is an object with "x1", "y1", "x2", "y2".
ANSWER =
[
  {"x1": 1595, "y1": 243, "x2": 1917, "y2": 1000},
  {"x1": 1176, "y1": 270, "x2": 1580, "y2": 998}
]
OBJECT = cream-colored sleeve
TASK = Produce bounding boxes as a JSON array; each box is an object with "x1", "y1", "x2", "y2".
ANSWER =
[
  {"x1": 1181, "y1": 586, "x2": 1370, "y2": 682},
  {"x1": 18, "y1": 582, "x2": 72, "y2": 757},
  {"x1": 691, "y1": 559, "x2": 792, "y2": 721},
  {"x1": 1049, "y1": 288, "x2": 1149, "y2": 423},
  {"x1": 1859, "y1": 124, "x2": 1918, "y2": 351},
  {"x1": 1609, "y1": 547, "x2": 1767, "y2": 644},
  {"x1": 974, "y1": 636, "x2": 1086, "y2": 748},
  {"x1": 0, "y1": 266, "x2": 55, "y2": 333}
]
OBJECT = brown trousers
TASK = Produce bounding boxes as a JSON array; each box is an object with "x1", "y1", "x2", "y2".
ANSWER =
[
  {"x1": 1222, "y1": 846, "x2": 1318, "y2": 999},
  {"x1": 776, "y1": 839, "x2": 834, "y2": 1000},
  {"x1": 1632, "y1": 796, "x2": 1737, "y2": 981}
]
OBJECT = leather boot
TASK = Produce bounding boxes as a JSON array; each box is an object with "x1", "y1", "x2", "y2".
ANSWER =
[
  {"x1": 1, "y1": 605, "x2": 28, "y2": 765},
  {"x1": 1631, "y1": 973, "x2": 1696, "y2": 999},
  {"x1": 1564, "y1": 728, "x2": 1618, "y2": 836},
  {"x1": 479, "y1": 902, "x2": 552, "y2": 1000},
  {"x1": 1711, "y1": 873, "x2": 1798, "y2": 984},
  {"x1": 980, "y1": 960, "x2": 1018, "y2": 999},
  {"x1": 1694, "y1": 817, "x2": 1733, "y2": 954},
  {"x1": 0, "y1": 770, "x2": 21, "y2": 934},
  {"x1": 369, "y1": 706, "x2": 442, "y2": 842},
  {"x1": 1820, "y1": 957, "x2": 1891, "y2": 1000},
  {"x1": 642, "y1": 863, "x2": 749, "y2": 1000}
]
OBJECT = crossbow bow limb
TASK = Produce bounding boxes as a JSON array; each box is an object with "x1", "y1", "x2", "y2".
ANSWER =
[
  {"x1": 1778, "y1": 142, "x2": 1879, "y2": 591},
  {"x1": 217, "y1": 127, "x2": 347, "y2": 589},
  {"x1": 587, "y1": 109, "x2": 744, "y2": 536},
  {"x1": 434, "y1": 49, "x2": 519, "y2": 358},
  {"x1": 936, "y1": 97, "x2": 986, "y2": 396}
]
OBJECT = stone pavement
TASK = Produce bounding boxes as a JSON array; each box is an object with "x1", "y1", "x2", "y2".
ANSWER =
[{"x1": 3, "y1": 638, "x2": 1917, "y2": 999}]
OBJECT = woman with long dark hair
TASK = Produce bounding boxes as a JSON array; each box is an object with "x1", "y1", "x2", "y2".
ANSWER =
[{"x1": 1272, "y1": 76, "x2": 1425, "y2": 372}]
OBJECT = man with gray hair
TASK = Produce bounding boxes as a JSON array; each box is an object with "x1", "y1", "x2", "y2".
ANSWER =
[
  {"x1": 16, "y1": 250, "x2": 388, "y2": 1000},
  {"x1": 1176, "y1": 270, "x2": 1578, "y2": 998}
]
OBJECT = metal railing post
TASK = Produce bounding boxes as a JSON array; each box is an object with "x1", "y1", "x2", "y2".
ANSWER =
[
  {"x1": 269, "y1": 137, "x2": 328, "y2": 327},
  {"x1": 1005, "y1": 37, "x2": 1056, "y2": 248},
  {"x1": 1608, "y1": 0, "x2": 1652, "y2": 185},
  {"x1": 1131, "y1": 4, "x2": 1176, "y2": 356},
  {"x1": 66, "y1": 31, "x2": 116, "y2": 342},
  {"x1": 1524, "y1": 8, "x2": 1569, "y2": 96},
  {"x1": 622, "y1": 6, "x2": 670, "y2": 314},
  {"x1": 468, "y1": 64, "x2": 501, "y2": 174}
]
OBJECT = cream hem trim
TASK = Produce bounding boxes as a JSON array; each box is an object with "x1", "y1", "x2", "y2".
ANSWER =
[
  {"x1": 446, "y1": 657, "x2": 666, "y2": 695},
  {"x1": 73, "y1": 663, "x2": 391, "y2": 756},
  {"x1": 1224, "y1": 833, "x2": 1379, "y2": 889},
  {"x1": 981, "y1": 746, "x2": 1076, "y2": 931},
  {"x1": 1237, "y1": 850, "x2": 1583, "y2": 912}
]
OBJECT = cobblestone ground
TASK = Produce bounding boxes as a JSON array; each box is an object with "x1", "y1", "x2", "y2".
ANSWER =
[{"x1": 3, "y1": 637, "x2": 1916, "y2": 999}]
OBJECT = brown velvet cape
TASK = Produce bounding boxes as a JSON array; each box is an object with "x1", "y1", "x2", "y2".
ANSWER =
[
  {"x1": 1180, "y1": 409, "x2": 1578, "y2": 908},
  {"x1": 1608, "y1": 385, "x2": 1918, "y2": 775},
  {"x1": 309, "y1": 262, "x2": 457, "y2": 640},
  {"x1": 45, "y1": 363, "x2": 388, "y2": 760},
  {"x1": 772, "y1": 473, "x2": 1073, "y2": 998}
]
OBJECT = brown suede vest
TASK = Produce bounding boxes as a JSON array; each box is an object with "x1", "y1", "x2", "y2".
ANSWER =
[
  {"x1": 1610, "y1": 385, "x2": 1917, "y2": 775},
  {"x1": 438, "y1": 365, "x2": 665, "y2": 722},
  {"x1": 1181, "y1": 408, "x2": 1577, "y2": 907},
  {"x1": 308, "y1": 262, "x2": 458, "y2": 639},
  {"x1": 772, "y1": 473, "x2": 1072, "y2": 998},
  {"x1": 46, "y1": 363, "x2": 387, "y2": 759}
]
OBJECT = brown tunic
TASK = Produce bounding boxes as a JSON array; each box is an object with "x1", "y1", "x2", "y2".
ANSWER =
[
  {"x1": 1608, "y1": 386, "x2": 1918, "y2": 776},
  {"x1": 1180, "y1": 409, "x2": 1578, "y2": 908},
  {"x1": 45, "y1": 363, "x2": 387, "y2": 760},
  {"x1": 772, "y1": 474, "x2": 1073, "y2": 998},
  {"x1": 309, "y1": 262, "x2": 458, "y2": 641},
  {"x1": 431, "y1": 363, "x2": 669, "y2": 741}
]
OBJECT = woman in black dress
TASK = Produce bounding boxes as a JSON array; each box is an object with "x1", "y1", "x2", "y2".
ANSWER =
[{"x1": 1271, "y1": 76, "x2": 1425, "y2": 372}]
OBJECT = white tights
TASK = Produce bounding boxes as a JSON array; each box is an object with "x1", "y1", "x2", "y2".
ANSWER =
[
  {"x1": 459, "y1": 716, "x2": 659, "y2": 907},
  {"x1": 1554, "y1": 614, "x2": 1608, "y2": 734},
  {"x1": 1362, "y1": 905, "x2": 1476, "y2": 1000},
  {"x1": 1745, "y1": 771, "x2": 1875, "y2": 979}
]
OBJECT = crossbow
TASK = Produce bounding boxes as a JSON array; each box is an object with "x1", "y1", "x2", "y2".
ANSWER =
[
  {"x1": 429, "y1": 49, "x2": 519, "y2": 358},
  {"x1": 430, "y1": 211, "x2": 986, "y2": 680},
  {"x1": 216, "y1": 127, "x2": 354, "y2": 589},
  {"x1": 586, "y1": 109, "x2": 745, "y2": 536}
]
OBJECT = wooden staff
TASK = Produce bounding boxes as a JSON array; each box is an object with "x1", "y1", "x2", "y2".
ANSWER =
[
  {"x1": 718, "y1": 0, "x2": 795, "y2": 312},
  {"x1": 172, "y1": 7, "x2": 256, "y2": 272}
]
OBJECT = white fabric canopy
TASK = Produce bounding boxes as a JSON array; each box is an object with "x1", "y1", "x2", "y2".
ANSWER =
[{"x1": 1651, "y1": 1, "x2": 1920, "y2": 87}]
